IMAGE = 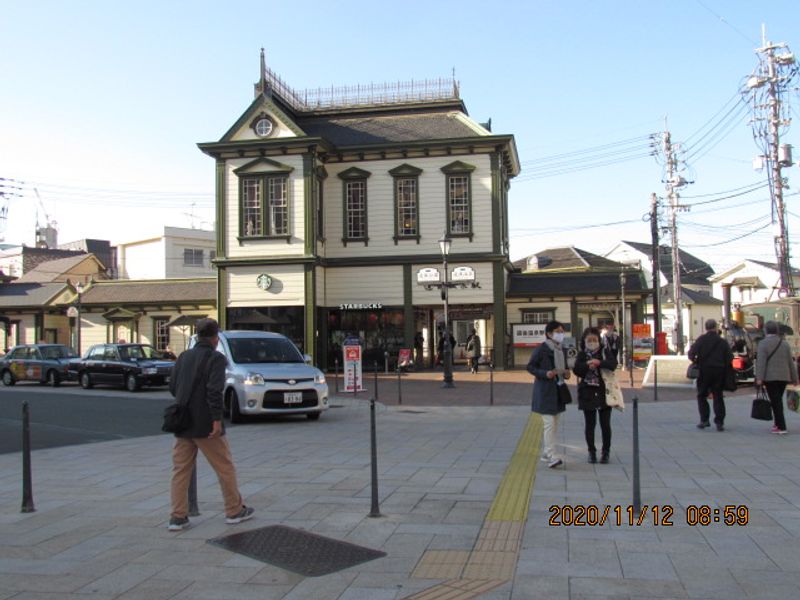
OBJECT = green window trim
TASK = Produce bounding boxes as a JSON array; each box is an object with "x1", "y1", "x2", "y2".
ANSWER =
[
  {"x1": 237, "y1": 173, "x2": 292, "y2": 243},
  {"x1": 338, "y1": 167, "x2": 371, "y2": 246},
  {"x1": 389, "y1": 163, "x2": 423, "y2": 245},
  {"x1": 441, "y1": 160, "x2": 475, "y2": 241},
  {"x1": 316, "y1": 165, "x2": 328, "y2": 243}
]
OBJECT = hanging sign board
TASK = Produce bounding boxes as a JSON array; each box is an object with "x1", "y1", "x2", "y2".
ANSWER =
[
  {"x1": 343, "y1": 344, "x2": 365, "y2": 392},
  {"x1": 632, "y1": 323, "x2": 653, "y2": 362},
  {"x1": 451, "y1": 266, "x2": 476, "y2": 283},
  {"x1": 416, "y1": 268, "x2": 441, "y2": 284}
]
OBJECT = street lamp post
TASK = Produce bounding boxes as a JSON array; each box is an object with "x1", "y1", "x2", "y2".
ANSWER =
[
  {"x1": 439, "y1": 233, "x2": 454, "y2": 388},
  {"x1": 75, "y1": 283, "x2": 84, "y2": 356}
]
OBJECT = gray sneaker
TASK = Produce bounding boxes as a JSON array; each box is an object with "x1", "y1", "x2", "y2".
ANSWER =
[
  {"x1": 167, "y1": 516, "x2": 190, "y2": 531},
  {"x1": 225, "y1": 505, "x2": 255, "y2": 525}
]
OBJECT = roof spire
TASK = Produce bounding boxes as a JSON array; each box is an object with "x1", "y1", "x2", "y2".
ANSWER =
[{"x1": 259, "y1": 48, "x2": 267, "y2": 97}]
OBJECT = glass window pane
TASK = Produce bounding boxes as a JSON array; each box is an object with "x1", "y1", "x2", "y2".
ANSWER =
[
  {"x1": 243, "y1": 178, "x2": 262, "y2": 236},
  {"x1": 396, "y1": 178, "x2": 417, "y2": 236},
  {"x1": 448, "y1": 175, "x2": 470, "y2": 234},
  {"x1": 268, "y1": 177, "x2": 288, "y2": 235},
  {"x1": 346, "y1": 180, "x2": 366, "y2": 239}
]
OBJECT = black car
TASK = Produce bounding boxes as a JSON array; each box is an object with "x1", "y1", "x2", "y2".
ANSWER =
[
  {"x1": 69, "y1": 344, "x2": 174, "y2": 392},
  {"x1": 1, "y1": 344, "x2": 79, "y2": 387}
]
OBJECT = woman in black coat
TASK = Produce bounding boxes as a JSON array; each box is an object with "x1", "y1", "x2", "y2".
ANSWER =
[{"x1": 573, "y1": 327, "x2": 618, "y2": 463}]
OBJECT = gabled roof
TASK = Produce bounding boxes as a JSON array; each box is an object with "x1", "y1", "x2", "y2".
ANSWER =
[
  {"x1": 514, "y1": 247, "x2": 627, "y2": 273},
  {"x1": 507, "y1": 271, "x2": 647, "y2": 297},
  {"x1": 14, "y1": 254, "x2": 106, "y2": 283},
  {"x1": 659, "y1": 285, "x2": 722, "y2": 305},
  {"x1": 747, "y1": 259, "x2": 800, "y2": 276},
  {"x1": 0, "y1": 283, "x2": 69, "y2": 308},
  {"x1": 80, "y1": 278, "x2": 215, "y2": 305},
  {"x1": 620, "y1": 241, "x2": 714, "y2": 285}
]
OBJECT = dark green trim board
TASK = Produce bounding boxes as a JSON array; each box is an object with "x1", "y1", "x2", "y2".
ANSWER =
[
  {"x1": 403, "y1": 264, "x2": 414, "y2": 352},
  {"x1": 303, "y1": 154, "x2": 314, "y2": 255},
  {"x1": 337, "y1": 166, "x2": 372, "y2": 180},
  {"x1": 304, "y1": 264, "x2": 316, "y2": 360},
  {"x1": 216, "y1": 160, "x2": 226, "y2": 258},
  {"x1": 233, "y1": 157, "x2": 295, "y2": 175},
  {"x1": 492, "y1": 262, "x2": 506, "y2": 369},
  {"x1": 440, "y1": 160, "x2": 477, "y2": 174},
  {"x1": 570, "y1": 301, "x2": 579, "y2": 339},
  {"x1": 490, "y1": 153, "x2": 502, "y2": 255},
  {"x1": 218, "y1": 95, "x2": 306, "y2": 142},
  {"x1": 218, "y1": 267, "x2": 228, "y2": 330},
  {"x1": 237, "y1": 172, "x2": 290, "y2": 240}
]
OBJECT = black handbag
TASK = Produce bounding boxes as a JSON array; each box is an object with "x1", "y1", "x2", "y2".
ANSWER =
[
  {"x1": 750, "y1": 387, "x2": 773, "y2": 421},
  {"x1": 686, "y1": 364, "x2": 700, "y2": 379},
  {"x1": 557, "y1": 383, "x2": 572, "y2": 405},
  {"x1": 723, "y1": 366, "x2": 737, "y2": 392},
  {"x1": 161, "y1": 351, "x2": 211, "y2": 434}
]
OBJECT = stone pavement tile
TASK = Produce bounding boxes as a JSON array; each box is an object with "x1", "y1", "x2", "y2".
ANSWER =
[
  {"x1": 339, "y1": 587, "x2": 399, "y2": 600},
  {"x1": 170, "y1": 581, "x2": 295, "y2": 600},
  {"x1": 511, "y1": 575, "x2": 570, "y2": 600},
  {"x1": 281, "y1": 571, "x2": 359, "y2": 600},
  {"x1": 114, "y1": 577, "x2": 193, "y2": 599},
  {"x1": 76, "y1": 563, "x2": 165, "y2": 595},
  {"x1": 0, "y1": 591, "x2": 16, "y2": 600},
  {"x1": 382, "y1": 532, "x2": 435, "y2": 556},
  {"x1": 429, "y1": 533, "x2": 479, "y2": 550},
  {"x1": 3, "y1": 593, "x2": 116, "y2": 600},
  {"x1": 411, "y1": 549, "x2": 470, "y2": 579},
  {"x1": 0, "y1": 573, "x2": 95, "y2": 593},
  {"x1": 569, "y1": 576, "x2": 688, "y2": 598},
  {"x1": 154, "y1": 563, "x2": 264, "y2": 584},
  {"x1": 618, "y1": 550, "x2": 679, "y2": 581},
  {"x1": 749, "y1": 539, "x2": 800, "y2": 571},
  {"x1": 730, "y1": 568, "x2": 800, "y2": 599}
]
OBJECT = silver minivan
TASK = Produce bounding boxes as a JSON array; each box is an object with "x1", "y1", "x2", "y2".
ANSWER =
[{"x1": 190, "y1": 330, "x2": 328, "y2": 422}]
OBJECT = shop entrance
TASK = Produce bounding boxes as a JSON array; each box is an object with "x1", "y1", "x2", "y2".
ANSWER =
[{"x1": 326, "y1": 307, "x2": 406, "y2": 369}]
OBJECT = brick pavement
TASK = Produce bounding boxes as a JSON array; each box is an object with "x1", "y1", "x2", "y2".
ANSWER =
[{"x1": 0, "y1": 383, "x2": 798, "y2": 599}]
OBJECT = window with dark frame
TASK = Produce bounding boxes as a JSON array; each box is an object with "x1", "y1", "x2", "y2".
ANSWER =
[
  {"x1": 153, "y1": 317, "x2": 170, "y2": 351},
  {"x1": 316, "y1": 178, "x2": 324, "y2": 239},
  {"x1": 522, "y1": 310, "x2": 554, "y2": 325},
  {"x1": 240, "y1": 174, "x2": 290, "y2": 238},
  {"x1": 448, "y1": 175, "x2": 470, "y2": 234},
  {"x1": 396, "y1": 178, "x2": 418, "y2": 237},
  {"x1": 345, "y1": 180, "x2": 367, "y2": 240},
  {"x1": 183, "y1": 248, "x2": 204, "y2": 267}
]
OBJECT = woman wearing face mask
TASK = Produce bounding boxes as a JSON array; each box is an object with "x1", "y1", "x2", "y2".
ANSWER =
[
  {"x1": 573, "y1": 327, "x2": 618, "y2": 463},
  {"x1": 527, "y1": 320, "x2": 572, "y2": 468}
]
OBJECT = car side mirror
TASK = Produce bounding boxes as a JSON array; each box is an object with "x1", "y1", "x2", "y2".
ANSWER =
[{"x1": 303, "y1": 354, "x2": 312, "y2": 365}]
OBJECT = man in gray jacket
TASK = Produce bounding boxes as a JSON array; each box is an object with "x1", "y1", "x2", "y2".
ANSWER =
[{"x1": 167, "y1": 318, "x2": 253, "y2": 531}]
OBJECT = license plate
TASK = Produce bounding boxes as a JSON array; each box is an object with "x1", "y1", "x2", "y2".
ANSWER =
[{"x1": 284, "y1": 391, "x2": 303, "y2": 404}]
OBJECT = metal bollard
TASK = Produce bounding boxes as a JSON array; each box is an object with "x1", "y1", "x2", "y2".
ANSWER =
[
  {"x1": 334, "y1": 358, "x2": 339, "y2": 394},
  {"x1": 632, "y1": 396, "x2": 641, "y2": 514},
  {"x1": 21, "y1": 401, "x2": 35, "y2": 513},
  {"x1": 489, "y1": 362, "x2": 495, "y2": 405},
  {"x1": 374, "y1": 361, "x2": 379, "y2": 401},
  {"x1": 653, "y1": 360, "x2": 658, "y2": 402},
  {"x1": 384, "y1": 351, "x2": 389, "y2": 374},
  {"x1": 396, "y1": 366, "x2": 402, "y2": 405},
  {"x1": 368, "y1": 397, "x2": 381, "y2": 517},
  {"x1": 188, "y1": 465, "x2": 200, "y2": 516}
]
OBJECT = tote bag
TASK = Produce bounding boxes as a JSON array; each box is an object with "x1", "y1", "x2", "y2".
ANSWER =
[{"x1": 601, "y1": 368, "x2": 625, "y2": 411}]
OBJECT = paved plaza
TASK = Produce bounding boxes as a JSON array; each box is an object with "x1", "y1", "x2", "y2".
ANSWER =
[{"x1": 1, "y1": 380, "x2": 799, "y2": 599}]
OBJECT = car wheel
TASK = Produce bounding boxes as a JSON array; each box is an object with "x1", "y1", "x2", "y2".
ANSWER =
[
  {"x1": 125, "y1": 373, "x2": 140, "y2": 392},
  {"x1": 47, "y1": 370, "x2": 60, "y2": 387},
  {"x1": 228, "y1": 389, "x2": 244, "y2": 424},
  {"x1": 306, "y1": 411, "x2": 321, "y2": 421},
  {"x1": 80, "y1": 372, "x2": 93, "y2": 389},
  {"x1": 1, "y1": 370, "x2": 15, "y2": 386}
]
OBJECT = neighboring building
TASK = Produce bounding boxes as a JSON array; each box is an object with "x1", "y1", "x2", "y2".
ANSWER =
[
  {"x1": 0, "y1": 282, "x2": 77, "y2": 349},
  {"x1": 507, "y1": 247, "x2": 649, "y2": 367},
  {"x1": 659, "y1": 285, "x2": 723, "y2": 348},
  {"x1": 198, "y1": 58, "x2": 520, "y2": 368},
  {"x1": 116, "y1": 226, "x2": 216, "y2": 280},
  {"x1": 13, "y1": 253, "x2": 107, "y2": 285},
  {"x1": 57, "y1": 239, "x2": 117, "y2": 279},
  {"x1": 0, "y1": 246, "x2": 85, "y2": 280},
  {"x1": 709, "y1": 259, "x2": 800, "y2": 305},
  {"x1": 605, "y1": 241, "x2": 714, "y2": 294}
]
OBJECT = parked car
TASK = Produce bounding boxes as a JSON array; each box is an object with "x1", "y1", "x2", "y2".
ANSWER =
[
  {"x1": 1, "y1": 343, "x2": 79, "y2": 387},
  {"x1": 189, "y1": 330, "x2": 328, "y2": 422},
  {"x1": 68, "y1": 343, "x2": 174, "y2": 392}
]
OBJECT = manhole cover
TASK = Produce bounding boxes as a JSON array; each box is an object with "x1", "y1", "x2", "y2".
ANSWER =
[{"x1": 208, "y1": 525, "x2": 386, "y2": 577}]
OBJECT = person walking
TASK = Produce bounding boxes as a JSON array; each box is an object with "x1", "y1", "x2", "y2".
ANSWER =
[
  {"x1": 527, "y1": 320, "x2": 571, "y2": 468},
  {"x1": 601, "y1": 321, "x2": 621, "y2": 365},
  {"x1": 688, "y1": 318, "x2": 733, "y2": 431},
  {"x1": 466, "y1": 328, "x2": 481, "y2": 374},
  {"x1": 755, "y1": 320, "x2": 798, "y2": 435},
  {"x1": 573, "y1": 327, "x2": 618, "y2": 464},
  {"x1": 167, "y1": 318, "x2": 253, "y2": 531}
]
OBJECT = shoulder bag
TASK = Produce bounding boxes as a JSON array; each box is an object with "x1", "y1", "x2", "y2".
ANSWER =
[
  {"x1": 750, "y1": 386, "x2": 773, "y2": 421},
  {"x1": 162, "y1": 350, "x2": 212, "y2": 434},
  {"x1": 601, "y1": 368, "x2": 625, "y2": 411}
]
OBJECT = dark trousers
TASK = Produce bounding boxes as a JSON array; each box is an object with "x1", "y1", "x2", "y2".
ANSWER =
[
  {"x1": 470, "y1": 356, "x2": 479, "y2": 372},
  {"x1": 764, "y1": 381, "x2": 788, "y2": 431},
  {"x1": 697, "y1": 366, "x2": 726, "y2": 424},
  {"x1": 583, "y1": 407, "x2": 612, "y2": 454}
]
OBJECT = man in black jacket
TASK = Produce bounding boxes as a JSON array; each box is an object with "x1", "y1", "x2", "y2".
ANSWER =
[
  {"x1": 167, "y1": 318, "x2": 253, "y2": 531},
  {"x1": 688, "y1": 319, "x2": 733, "y2": 431}
]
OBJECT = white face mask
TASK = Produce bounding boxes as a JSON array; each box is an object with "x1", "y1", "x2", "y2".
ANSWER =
[
  {"x1": 551, "y1": 332, "x2": 565, "y2": 344},
  {"x1": 585, "y1": 342, "x2": 599, "y2": 351}
]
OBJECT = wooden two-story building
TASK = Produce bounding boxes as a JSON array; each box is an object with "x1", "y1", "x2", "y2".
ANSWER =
[{"x1": 199, "y1": 57, "x2": 520, "y2": 368}]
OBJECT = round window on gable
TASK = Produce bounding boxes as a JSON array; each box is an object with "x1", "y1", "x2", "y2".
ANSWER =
[{"x1": 254, "y1": 117, "x2": 274, "y2": 138}]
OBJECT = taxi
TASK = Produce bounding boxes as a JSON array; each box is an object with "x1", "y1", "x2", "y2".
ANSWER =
[{"x1": 1, "y1": 344, "x2": 79, "y2": 387}]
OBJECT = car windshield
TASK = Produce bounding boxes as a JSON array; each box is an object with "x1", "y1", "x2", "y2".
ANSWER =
[
  {"x1": 40, "y1": 346, "x2": 78, "y2": 359},
  {"x1": 118, "y1": 345, "x2": 159, "y2": 360},
  {"x1": 228, "y1": 337, "x2": 304, "y2": 364}
]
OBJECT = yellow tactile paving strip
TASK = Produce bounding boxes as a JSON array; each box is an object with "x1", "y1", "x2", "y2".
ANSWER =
[{"x1": 405, "y1": 414, "x2": 543, "y2": 599}]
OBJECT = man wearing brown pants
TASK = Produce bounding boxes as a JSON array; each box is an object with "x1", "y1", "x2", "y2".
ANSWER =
[{"x1": 168, "y1": 318, "x2": 253, "y2": 531}]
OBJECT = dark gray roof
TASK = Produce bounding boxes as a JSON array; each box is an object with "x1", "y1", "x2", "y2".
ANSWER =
[
  {"x1": 748, "y1": 259, "x2": 800, "y2": 276},
  {"x1": 659, "y1": 285, "x2": 722, "y2": 305},
  {"x1": 514, "y1": 247, "x2": 626, "y2": 272},
  {"x1": 81, "y1": 278, "x2": 215, "y2": 305},
  {"x1": 0, "y1": 283, "x2": 68, "y2": 308},
  {"x1": 622, "y1": 241, "x2": 714, "y2": 285},
  {"x1": 508, "y1": 272, "x2": 647, "y2": 297},
  {"x1": 299, "y1": 111, "x2": 480, "y2": 146}
]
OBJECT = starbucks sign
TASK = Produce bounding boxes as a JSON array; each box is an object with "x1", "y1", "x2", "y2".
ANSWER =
[{"x1": 256, "y1": 274, "x2": 273, "y2": 290}]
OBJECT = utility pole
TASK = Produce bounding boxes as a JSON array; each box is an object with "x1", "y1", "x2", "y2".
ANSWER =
[
  {"x1": 662, "y1": 129, "x2": 689, "y2": 354},
  {"x1": 744, "y1": 26, "x2": 797, "y2": 297},
  {"x1": 649, "y1": 193, "x2": 662, "y2": 336}
]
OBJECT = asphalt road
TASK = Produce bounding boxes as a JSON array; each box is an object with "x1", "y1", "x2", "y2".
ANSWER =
[{"x1": 0, "y1": 383, "x2": 173, "y2": 454}]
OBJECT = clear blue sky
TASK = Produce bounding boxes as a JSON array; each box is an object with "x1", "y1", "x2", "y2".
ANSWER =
[{"x1": 2, "y1": 0, "x2": 799, "y2": 272}]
